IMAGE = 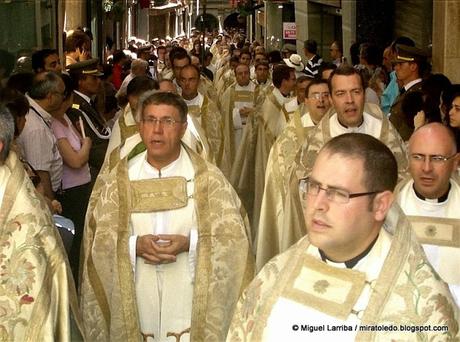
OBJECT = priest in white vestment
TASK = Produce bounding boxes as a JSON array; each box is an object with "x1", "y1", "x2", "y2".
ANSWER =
[
  {"x1": 396, "y1": 122, "x2": 460, "y2": 304},
  {"x1": 80, "y1": 92, "x2": 254, "y2": 341},
  {"x1": 228, "y1": 133, "x2": 459, "y2": 341}
]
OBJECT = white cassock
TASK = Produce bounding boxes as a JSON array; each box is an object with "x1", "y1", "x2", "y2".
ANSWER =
[
  {"x1": 128, "y1": 147, "x2": 199, "y2": 341},
  {"x1": 397, "y1": 179, "x2": 460, "y2": 304}
]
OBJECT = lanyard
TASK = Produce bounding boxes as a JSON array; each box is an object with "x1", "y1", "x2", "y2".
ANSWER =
[{"x1": 30, "y1": 106, "x2": 51, "y2": 129}]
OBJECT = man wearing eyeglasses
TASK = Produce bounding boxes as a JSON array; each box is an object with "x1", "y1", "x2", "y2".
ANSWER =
[
  {"x1": 80, "y1": 92, "x2": 254, "y2": 341},
  {"x1": 228, "y1": 133, "x2": 458, "y2": 341},
  {"x1": 254, "y1": 65, "x2": 408, "y2": 271},
  {"x1": 256, "y1": 78, "x2": 331, "y2": 268},
  {"x1": 396, "y1": 123, "x2": 460, "y2": 304}
]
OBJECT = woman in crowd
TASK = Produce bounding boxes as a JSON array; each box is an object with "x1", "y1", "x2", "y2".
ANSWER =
[{"x1": 50, "y1": 74, "x2": 92, "y2": 278}]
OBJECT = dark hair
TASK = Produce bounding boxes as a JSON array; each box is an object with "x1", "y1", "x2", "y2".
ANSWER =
[
  {"x1": 31, "y1": 49, "x2": 58, "y2": 73},
  {"x1": 6, "y1": 72, "x2": 34, "y2": 94},
  {"x1": 268, "y1": 50, "x2": 282, "y2": 64},
  {"x1": 322, "y1": 133, "x2": 398, "y2": 192},
  {"x1": 272, "y1": 64, "x2": 294, "y2": 88},
  {"x1": 64, "y1": 30, "x2": 91, "y2": 53},
  {"x1": 331, "y1": 40, "x2": 343, "y2": 54},
  {"x1": 60, "y1": 73, "x2": 74, "y2": 100},
  {"x1": 304, "y1": 39, "x2": 318, "y2": 54},
  {"x1": 305, "y1": 78, "x2": 329, "y2": 97},
  {"x1": 169, "y1": 47, "x2": 191, "y2": 65},
  {"x1": 0, "y1": 88, "x2": 29, "y2": 137},
  {"x1": 127, "y1": 75, "x2": 158, "y2": 97},
  {"x1": 138, "y1": 91, "x2": 188, "y2": 122},
  {"x1": 112, "y1": 50, "x2": 127, "y2": 64},
  {"x1": 328, "y1": 65, "x2": 364, "y2": 93}
]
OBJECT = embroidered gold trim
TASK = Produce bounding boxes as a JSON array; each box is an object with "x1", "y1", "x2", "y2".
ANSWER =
[
  {"x1": 407, "y1": 216, "x2": 460, "y2": 248},
  {"x1": 282, "y1": 253, "x2": 367, "y2": 320},
  {"x1": 130, "y1": 177, "x2": 189, "y2": 212}
]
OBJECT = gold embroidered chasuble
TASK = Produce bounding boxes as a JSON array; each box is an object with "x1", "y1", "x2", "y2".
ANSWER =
[
  {"x1": 219, "y1": 82, "x2": 264, "y2": 164},
  {"x1": 230, "y1": 89, "x2": 295, "y2": 242},
  {"x1": 0, "y1": 152, "x2": 84, "y2": 341},
  {"x1": 395, "y1": 174, "x2": 460, "y2": 303},
  {"x1": 105, "y1": 104, "x2": 137, "y2": 161},
  {"x1": 186, "y1": 94, "x2": 231, "y2": 177},
  {"x1": 255, "y1": 103, "x2": 409, "y2": 270},
  {"x1": 255, "y1": 106, "x2": 316, "y2": 268},
  {"x1": 227, "y1": 206, "x2": 459, "y2": 341},
  {"x1": 80, "y1": 144, "x2": 254, "y2": 341}
]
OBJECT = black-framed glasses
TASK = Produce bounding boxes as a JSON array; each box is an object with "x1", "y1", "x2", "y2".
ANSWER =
[
  {"x1": 141, "y1": 116, "x2": 185, "y2": 128},
  {"x1": 410, "y1": 153, "x2": 457, "y2": 164},
  {"x1": 299, "y1": 177, "x2": 380, "y2": 204}
]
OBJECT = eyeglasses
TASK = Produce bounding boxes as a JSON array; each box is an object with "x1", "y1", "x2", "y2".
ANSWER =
[
  {"x1": 141, "y1": 116, "x2": 185, "y2": 128},
  {"x1": 410, "y1": 153, "x2": 457, "y2": 164},
  {"x1": 309, "y1": 92, "x2": 329, "y2": 100},
  {"x1": 298, "y1": 177, "x2": 380, "y2": 204}
]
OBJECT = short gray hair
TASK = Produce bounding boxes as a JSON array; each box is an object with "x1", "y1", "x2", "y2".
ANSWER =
[
  {"x1": 0, "y1": 105, "x2": 15, "y2": 162},
  {"x1": 28, "y1": 71, "x2": 62, "y2": 100},
  {"x1": 137, "y1": 91, "x2": 187, "y2": 123}
]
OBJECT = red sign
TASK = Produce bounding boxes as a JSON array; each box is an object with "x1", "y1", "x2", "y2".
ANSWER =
[{"x1": 283, "y1": 22, "x2": 296, "y2": 40}]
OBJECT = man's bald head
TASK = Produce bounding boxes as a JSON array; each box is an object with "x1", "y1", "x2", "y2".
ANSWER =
[
  {"x1": 409, "y1": 123, "x2": 457, "y2": 155},
  {"x1": 409, "y1": 122, "x2": 459, "y2": 199}
]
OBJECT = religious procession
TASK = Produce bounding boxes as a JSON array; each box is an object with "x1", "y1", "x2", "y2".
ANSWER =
[{"x1": 0, "y1": 0, "x2": 459, "y2": 341}]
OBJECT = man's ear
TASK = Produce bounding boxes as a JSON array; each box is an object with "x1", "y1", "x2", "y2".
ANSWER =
[{"x1": 372, "y1": 190, "x2": 394, "y2": 221}]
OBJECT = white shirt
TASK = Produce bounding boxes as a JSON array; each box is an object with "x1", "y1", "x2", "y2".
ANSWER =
[{"x1": 17, "y1": 96, "x2": 63, "y2": 192}]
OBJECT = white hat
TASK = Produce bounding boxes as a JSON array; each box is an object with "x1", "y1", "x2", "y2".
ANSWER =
[{"x1": 284, "y1": 54, "x2": 305, "y2": 72}]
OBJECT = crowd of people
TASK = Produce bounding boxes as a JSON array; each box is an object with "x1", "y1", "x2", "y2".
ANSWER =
[{"x1": 0, "y1": 26, "x2": 458, "y2": 340}]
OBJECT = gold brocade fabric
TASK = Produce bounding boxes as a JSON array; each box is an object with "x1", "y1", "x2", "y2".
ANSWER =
[
  {"x1": 227, "y1": 205, "x2": 459, "y2": 341},
  {"x1": 256, "y1": 107, "x2": 315, "y2": 268},
  {"x1": 130, "y1": 177, "x2": 189, "y2": 212},
  {"x1": 80, "y1": 144, "x2": 254, "y2": 341},
  {"x1": 255, "y1": 103, "x2": 409, "y2": 270},
  {"x1": 191, "y1": 95, "x2": 230, "y2": 178},
  {"x1": 0, "y1": 152, "x2": 84, "y2": 341},
  {"x1": 220, "y1": 82, "x2": 264, "y2": 164},
  {"x1": 230, "y1": 91, "x2": 295, "y2": 241}
]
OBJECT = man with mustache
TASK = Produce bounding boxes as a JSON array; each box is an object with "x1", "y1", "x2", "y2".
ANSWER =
[
  {"x1": 255, "y1": 65, "x2": 408, "y2": 270},
  {"x1": 396, "y1": 123, "x2": 460, "y2": 304},
  {"x1": 228, "y1": 133, "x2": 458, "y2": 341}
]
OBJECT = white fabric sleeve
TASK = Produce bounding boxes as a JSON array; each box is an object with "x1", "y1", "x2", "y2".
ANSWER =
[
  {"x1": 188, "y1": 228, "x2": 198, "y2": 282},
  {"x1": 129, "y1": 235, "x2": 138, "y2": 273},
  {"x1": 232, "y1": 108, "x2": 243, "y2": 129}
]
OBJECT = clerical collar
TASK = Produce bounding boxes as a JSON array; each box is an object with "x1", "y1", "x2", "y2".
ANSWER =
[
  {"x1": 413, "y1": 183, "x2": 451, "y2": 203},
  {"x1": 337, "y1": 115, "x2": 364, "y2": 129},
  {"x1": 319, "y1": 234, "x2": 379, "y2": 269}
]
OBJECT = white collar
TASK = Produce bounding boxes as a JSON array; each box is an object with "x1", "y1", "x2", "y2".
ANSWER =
[
  {"x1": 272, "y1": 87, "x2": 291, "y2": 105},
  {"x1": 183, "y1": 92, "x2": 203, "y2": 106},
  {"x1": 235, "y1": 82, "x2": 255, "y2": 91},
  {"x1": 404, "y1": 78, "x2": 422, "y2": 91},
  {"x1": 74, "y1": 90, "x2": 92, "y2": 104}
]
